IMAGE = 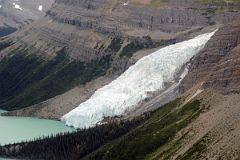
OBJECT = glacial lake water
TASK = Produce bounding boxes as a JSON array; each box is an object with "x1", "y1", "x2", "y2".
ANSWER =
[
  {"x1": 0, "y1": 109, "x2": 75, "y2": 146},
  {"x1": 0, "y1": 27, "x2": 17, "y2": 37}
]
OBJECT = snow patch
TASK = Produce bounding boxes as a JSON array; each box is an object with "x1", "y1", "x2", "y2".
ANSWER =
[
  {"x1": 62, "y1": 31, "x2": 216, "y2": 129},
  {"x1": 38, "y1": 5, "x2": 43, "y2": 11},
  {"x1": 13, "y1": 3, "x2": 23, "y2": 10}
]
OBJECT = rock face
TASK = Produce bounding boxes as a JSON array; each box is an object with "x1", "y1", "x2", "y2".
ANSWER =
[
  {"x1": 11, "y1": 0, "x2": 240, "y2": 62},
  {"x1": 181, "y1": 22, "x2": 240, "y2": 93},
  {"x1": 1, "y1": 0, "x2": 240, "y2": 118},
  {"x1": 204, "y1": 43, "x2": 240, "y2": 93},
  {"x1": 0, "y1": 0, "x2": 54, "y2": 27},
  {"x1": 51, "y1": 0, "x2": 240, "y2": 32}
]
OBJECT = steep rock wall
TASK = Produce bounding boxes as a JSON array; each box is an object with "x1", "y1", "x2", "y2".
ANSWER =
[{"x1": 181, "y1": 22, "x2": 240, "y2": 93}]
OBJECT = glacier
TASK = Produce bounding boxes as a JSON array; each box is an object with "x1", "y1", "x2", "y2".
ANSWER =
[{"x1": 62, "y1": 31, "x2": 216, "y2": 129}]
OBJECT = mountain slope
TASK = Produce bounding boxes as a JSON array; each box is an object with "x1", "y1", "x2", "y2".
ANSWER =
[
  {"x1": 181, "y1": 21, "x2": 240, "y2": 93},
  {"x1": 2, "y1": 0, "x2": 240, "y2": 119},
  {"x1": 0, "y1": 94, "x2": 203, "y2": 160},
  {"x1": 62, "y1": 31, "x2": 215, "y2": 129},
  {"x1": 84, "y1": 22, "x2": 240, "y2": 159},
  {"x1": 81, "y1": 90, "x2": 240, "y2": 160},
  {"x1": 0, "y1": 2, "x2": 240, "y2": 160},
  {"x1": 0, "y1": 0, "x2": 54, "y2": 27},
  {"x1": 87, "y1": 21, "x2": 240, "y2": 160},
  {"x1": 2, "y1": 90, "x2": 240, "y2": 160}
]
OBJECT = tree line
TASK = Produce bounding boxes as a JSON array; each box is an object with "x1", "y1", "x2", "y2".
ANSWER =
[{"x1": 0, "y1": 116, "x2": 148, "y2": 160}]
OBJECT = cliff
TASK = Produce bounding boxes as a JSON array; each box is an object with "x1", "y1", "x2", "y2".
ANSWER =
[{"x1": 181, "y1": 21, "x2": 240, "y2": 93}]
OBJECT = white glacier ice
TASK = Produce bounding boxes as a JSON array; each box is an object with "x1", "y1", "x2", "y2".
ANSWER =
[{"x1": 62, "y1": 31, "x2": 216, "y2": 129}]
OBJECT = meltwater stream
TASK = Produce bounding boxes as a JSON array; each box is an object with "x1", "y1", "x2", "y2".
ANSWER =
[
  {"x1": 62, "y1": 31, "x2": 216, "y2": 129},
  {"x1": 0, "y1": 110, "x2": 74, "y2": 146}
]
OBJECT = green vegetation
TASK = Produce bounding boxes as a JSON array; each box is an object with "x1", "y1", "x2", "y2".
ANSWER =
[
  {"x1": 132, "y1": 0, "x2": 170, "y2": 6},
  {"x1": 0, "y1": 117, "x2": 145, "y2": 160},
  {"x1": 0, "y1": 96, "x2": 205, "y2": 160},
  {"x1": 150, "y1": 0, "x2": 171, "y2": 6},
  {"x1": 106, "y1": 37, "x2": 123, "y2": 53},
  {"x1": 120, "y1": 40, "x2": 147, "y2": 58},
  {"x1": 177, "y1": 134, "x2": 210, "y2": 160},
  {"x1": 0, "y1": 47, "x2": 110, "y2": 110},
  {"x1": 84, "y1": 99, "x2": 203, "y2": 160},
  {"x1": 0, "y1": 40, "x2": 12, "y2": 52},
  {"x1": 120, "y1": 37, "x2": 176, "y2": 58}
]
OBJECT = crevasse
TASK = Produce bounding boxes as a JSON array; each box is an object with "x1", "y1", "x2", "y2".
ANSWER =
[{"x1": 62, "y1": 31, "x2": 216, "y2": 129}]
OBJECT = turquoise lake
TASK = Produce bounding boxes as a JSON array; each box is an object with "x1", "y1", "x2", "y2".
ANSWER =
[{"x1": 0, "y1": 110, "x2": 75, "y2": 146}]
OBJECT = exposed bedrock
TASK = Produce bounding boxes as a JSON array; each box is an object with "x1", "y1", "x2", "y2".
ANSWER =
[
  {"x1": 50, "y1": 0, "x2": 240, "y2": 33},
  {"x1": 181, "y1": 21, "x2": 240, "y2": 93},
  {"x1": 203, "y1": 43, "x2": 240, "y2": 93},
  {"x1": 1, "y1": 0, "x2": 240, "y2": 118},
  {"x1": 0, "y1": 0, "x2": 54, "y2": 28}
]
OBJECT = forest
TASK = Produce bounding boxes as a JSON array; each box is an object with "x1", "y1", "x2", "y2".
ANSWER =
[
  {"x1": 0, "y1": 98, "x2": 203, "y2": 160},
  {"x1": 0, "y1": 115, "x2": 146, "y2": 160}
]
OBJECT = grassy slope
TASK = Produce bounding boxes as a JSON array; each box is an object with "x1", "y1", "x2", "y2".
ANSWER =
[
  {"x1": 0, "y1": 96, "x2": 206, "y2": 160},
  {"x1": 83, "y1": 98, "x2": 204, "y2": 160}
]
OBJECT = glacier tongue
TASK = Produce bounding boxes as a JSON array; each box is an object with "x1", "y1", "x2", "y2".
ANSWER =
[{"x1": 62, "y1": 31, "x2": 216, "y2": 129}]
